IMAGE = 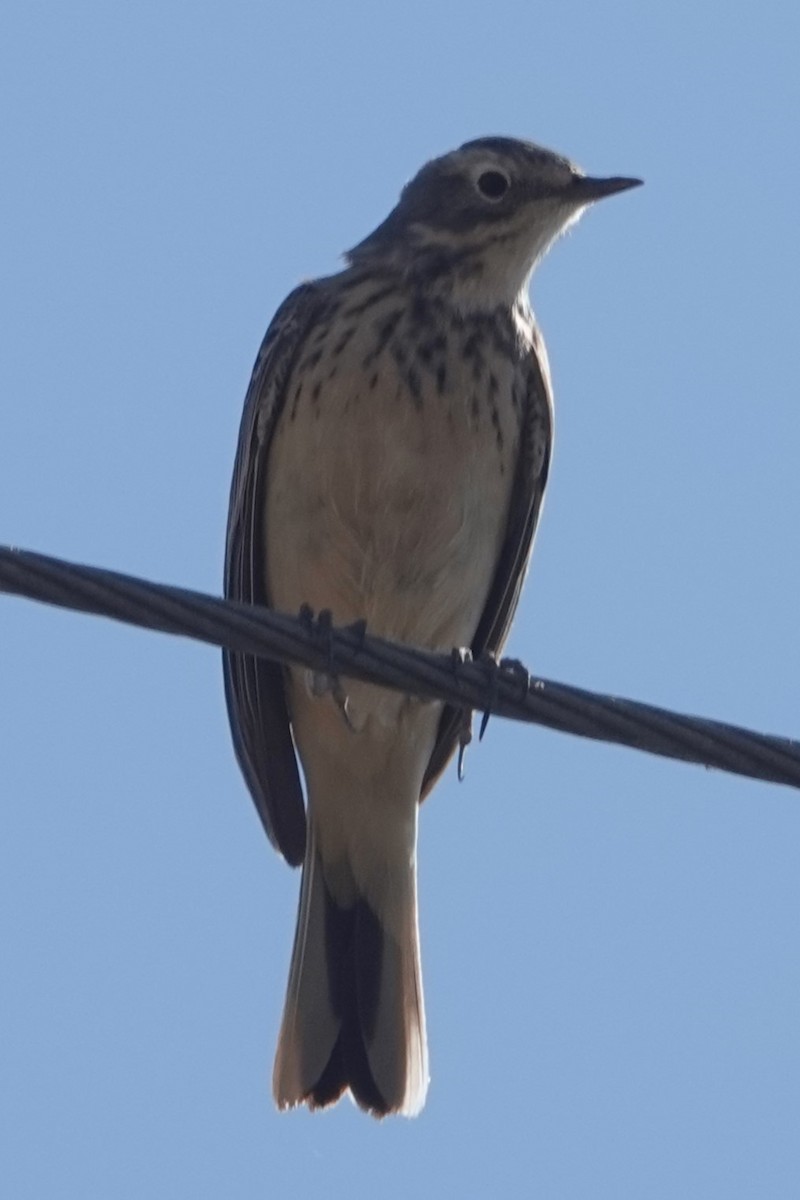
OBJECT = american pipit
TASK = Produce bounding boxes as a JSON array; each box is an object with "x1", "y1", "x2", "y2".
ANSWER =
[{"x1": 224, "y1": 136, "x2": 641, "y2": 1117}]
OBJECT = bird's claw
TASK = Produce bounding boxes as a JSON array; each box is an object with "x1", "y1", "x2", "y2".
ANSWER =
[
  {"x1": 298, "y1": 604, "x2": 361, "y2": 732},
  {"x1": 448, "y1": 647, "x2": 474, "y2": 780},
  {"x1": 456, "y1": 714, "x2": 473, "y2": 782},
  {"x1": 478, "y1": 653, "x2": 532, "y2": 738},
  {"x1": 477, "y1": 650, "x2": 501, "y2": 740}
]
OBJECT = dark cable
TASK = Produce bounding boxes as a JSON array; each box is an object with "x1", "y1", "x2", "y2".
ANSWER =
[{"x1": 2, "y1": 544, "x2": 799, "y2": 790}]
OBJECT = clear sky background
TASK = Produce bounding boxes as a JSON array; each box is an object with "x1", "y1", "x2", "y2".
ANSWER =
[{"x1": 1, "y1": 2, "x2": 799, "y2": 1196}]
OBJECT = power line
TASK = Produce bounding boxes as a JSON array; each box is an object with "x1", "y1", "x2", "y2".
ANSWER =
[{"x1": 2, "y1": 543, "x2": 799, "y2": 790}]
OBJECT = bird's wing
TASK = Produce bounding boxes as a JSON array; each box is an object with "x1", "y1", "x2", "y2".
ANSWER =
[
  {"x1": 223, "y1": 282, "x2": 325, "y2": 866},
  {"x1": 421, "y1": 337, "x2": 554, "y2": 796}
]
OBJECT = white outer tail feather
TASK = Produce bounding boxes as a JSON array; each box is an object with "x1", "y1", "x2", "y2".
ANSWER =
[{"x1": 273, "y1": 820, "x2": 429, "y2": 1117}]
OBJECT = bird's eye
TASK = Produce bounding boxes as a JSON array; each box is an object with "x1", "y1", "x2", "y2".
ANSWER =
[{"x1": 476, "y1": 170, "x2": 510, "y2": 200}]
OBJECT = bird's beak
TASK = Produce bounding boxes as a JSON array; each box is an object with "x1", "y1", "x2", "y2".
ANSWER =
[{"x1": 571, "y1": 175, "x2": 643, "y2": 202}]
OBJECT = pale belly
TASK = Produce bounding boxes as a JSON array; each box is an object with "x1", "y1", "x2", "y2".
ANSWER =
[
  {"x1": 264, "y1": 298, "x2": 525, "y2": 876},
  {"x1": 267, "y1": 321, "x2": 519, "y2": 642}
]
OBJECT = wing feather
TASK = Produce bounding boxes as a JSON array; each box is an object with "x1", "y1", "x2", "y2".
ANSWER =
[
  {"x1": 223, "y1": 283, "x2": 324, "y2": 866},
  {"x1": 421, "y1": 342, "x2": 553, "y2": 795}
]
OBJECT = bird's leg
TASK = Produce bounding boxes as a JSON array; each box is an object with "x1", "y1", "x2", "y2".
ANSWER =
[
  {"x1": 456, "y1": 716, "x2": 473, "y2": 782},
  {"x1": 299, "y1": 605, "x2": 357, "y2": 731},
  {"x1": 477, "y1": 650, "x2": 501, "y2": 741},
  {"x1": 478, "y1": 653, "x2": 531, "y2": 740},
  {"x1": 450, "y1": 647, "x2": 474, "y2": 780}
]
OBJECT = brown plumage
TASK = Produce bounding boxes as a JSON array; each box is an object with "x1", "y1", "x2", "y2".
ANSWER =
[{"x1": 223, "y1": 136, "x2": 641, "y2": 1115}]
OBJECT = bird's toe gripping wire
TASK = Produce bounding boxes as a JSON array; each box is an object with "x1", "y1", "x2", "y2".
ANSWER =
[
  {"x1": 449, "y1": 647, "x2": 474, "y2": 781},
  {"x1": 476, "y1": 652, "x2": 531, "y2": 741},
  {"x1": 298, "y1": 604, "x2": 364, "y2": 732}
]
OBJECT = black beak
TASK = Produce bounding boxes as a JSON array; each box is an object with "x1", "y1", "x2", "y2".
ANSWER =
[{"x1": 571, "y1": 175, "x2": 643, "y2": 202}]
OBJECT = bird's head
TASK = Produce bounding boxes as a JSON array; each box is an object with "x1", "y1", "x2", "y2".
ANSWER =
[{"x1": 347, "y1": 136, "x2": 641, "y2": 310}]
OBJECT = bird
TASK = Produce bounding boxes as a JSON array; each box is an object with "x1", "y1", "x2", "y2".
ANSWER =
[{"x1": 223, "y1": 136, "x2": 641, "y2": 1117}]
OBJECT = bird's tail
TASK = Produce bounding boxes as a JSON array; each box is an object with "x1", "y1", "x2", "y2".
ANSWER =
[{"x1": 272, "y1": 820, "x2": 428, "y2": 1117}]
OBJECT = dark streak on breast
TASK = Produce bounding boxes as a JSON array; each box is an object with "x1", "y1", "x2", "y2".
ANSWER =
[
  {"x1": 362, "y1": 309, "x2": 403, "y2": 367},
  {"x1": 332, "y1": 326, "x2": 356, "y2": 356},
  {"x1": 343, "y1": 283, "x2": 397, "y2": 318},
  {"x1": 289, "y1": 381, "x2": 304, "y2": 421},
  {"x1": 436, "y1": 364, "x2": 447, "y2": 394},
  {"x1": 406, "y1": 367, "x2": 422, "y2": 408}
]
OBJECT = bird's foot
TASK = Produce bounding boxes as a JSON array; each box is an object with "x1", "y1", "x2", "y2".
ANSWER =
[
  {"x1": 449, "y1": 648, "x2": 474, "y2": 780},
  {"x1": 298, "y1": 604, "x2": 359, "y2": 731},
  {"x1": 478, "y1": 653, "x2": 530, "y2": 739},
  {"x1": 477, "y1": 650, "x2": 500, "y2": 740}
]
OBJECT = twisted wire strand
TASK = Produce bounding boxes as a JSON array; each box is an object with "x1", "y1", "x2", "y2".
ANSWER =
[{"x1": 2, "y1": 544, "x2": 799, "y2": 790}]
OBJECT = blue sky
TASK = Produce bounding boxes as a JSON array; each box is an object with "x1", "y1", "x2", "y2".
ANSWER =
[{"x1": 2, "y1": 1, "x2": 799, "y2": 1196}]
